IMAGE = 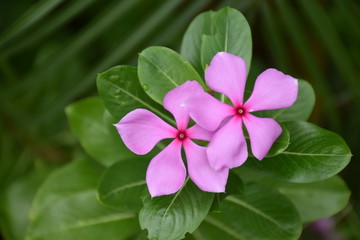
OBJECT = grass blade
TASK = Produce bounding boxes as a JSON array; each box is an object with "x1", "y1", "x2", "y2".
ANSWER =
[
  {"x1": 275, "y1": 0, "x2": 341, "y2": 131},
  {"x1": 0, "y1": 0, "x2": 64, "y2": 47}
]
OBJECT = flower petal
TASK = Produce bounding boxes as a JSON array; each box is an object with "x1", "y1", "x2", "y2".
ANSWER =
[
  {"x1": 243, "y1": 114, "x2": 282, "y2": 160},
  {"x1": 115, "y1": 109, "x2": 176, "y2": 155},
  {"x1": 186, "y1": 91, "x2": 234, "y2": 131},
  {"x1": 184, "y1": 140, "x2": 229, "y2": 192},
  {"x1": 207, "y1": 117, "x2": 248, "y2": 170},
  {"x1": 205, "y1": 52, "x2": 247, "y2": 106},
  {"x1": 146, "y1": 140, "x2": 186, "y2": 197},
  {"x1": 187, "y1": 124, "x2": 213, "y2": 141},
  {"x1": 244, "y1": 68, "x2": 298, "y2": 112},
  {"x1": 163, "y1": 81, "x2": 204, "y2": 130}
]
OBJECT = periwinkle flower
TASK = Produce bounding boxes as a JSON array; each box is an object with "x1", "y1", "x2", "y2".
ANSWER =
[
  {"x1": 115, "y1": 81, "x2": 229, "y2": 197},
  {"x1": 186, "y1": 52, "x2": 298, "y2": 170}
]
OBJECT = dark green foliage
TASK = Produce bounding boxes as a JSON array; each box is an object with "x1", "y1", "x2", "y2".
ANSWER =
[{"x1": 0, "y1": 1, "x2": 359, "y2": 239}]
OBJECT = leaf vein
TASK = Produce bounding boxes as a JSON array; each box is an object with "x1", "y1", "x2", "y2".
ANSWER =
[
  {"x1": 205, "y1": 216, "x2": 245, "y2": 240},
  {"x1": 224, "y1": 14, "x2": 229, "y2": 52},
  {"x1": 103, "y1": 180, "x2": 146, "y2": 198},
  {"x1": 161, "y1": 178, "x2": 190, "y2": 223},
  {"x1": 226, "y1": 196, "x2": 286, "y2": 231},
  {"x1": 140, "y1": 54, "x2": 179, "y2": 87},
  {"x1": 31, "y1": 212, "x2": 135, "y2": 237},
  {"x1": 106, "y1": 80, "x2": 175, "y2": 125},
  {"x1": 280, "y1": 151, "x2": 350, "y2": 157},
  {"x1": 63, "y1": 212, "x2": 135, "y2": 231}
]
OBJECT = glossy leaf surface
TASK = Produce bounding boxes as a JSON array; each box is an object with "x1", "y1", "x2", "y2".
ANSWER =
[
  {"x1": 180, "y1": 11, "x2": 213, "y2": 75},
  {"x1": 233, "y1": 168, "x2": 351, "y2": 223},
  {"x1": 271, "y1": 176, "x2": 350, "y2": 222},
  {"x1": 97, "y1": 65, "x2": 171, "y2": 122},
  {"x1": 97, "y1": 159, "x2": 148, "y2": 211},
  {"x1": 65, "y1": 97, "x2": 136, "y2": 166},
  {"x1": 138, "y1": 46, "x2": 203, "y2": 104},
  {"x1": 181, "y1": 7, "x2": 252, "y2": 75},
  {"x1": 26, "y1": 159, "x2": 139, "y2": 240},
  {"x1": 245, "y1": 121, "x2": 352, "y2": 182},
  {"x1": 139, "y1": 179, "x2": 214, "y2": 240},
  {"x1": 187, "y1": 183, "x2": 302, "y2": 240},
  {"x1": 201, "y1": 7, "x2": 252, "y2": 72}
]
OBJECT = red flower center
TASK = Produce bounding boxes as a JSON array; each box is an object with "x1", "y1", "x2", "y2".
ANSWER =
[
  {"x1": 235, "y1": 106, "x2": 246, "y2": 117},
  {"x1": 177, "y1": 131, "x2": 187, "y2": 141}
]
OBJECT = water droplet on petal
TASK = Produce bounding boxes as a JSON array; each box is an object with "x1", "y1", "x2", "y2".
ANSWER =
[{"x1": 142, "y1": 84, "x2": 149, "y2": 91}]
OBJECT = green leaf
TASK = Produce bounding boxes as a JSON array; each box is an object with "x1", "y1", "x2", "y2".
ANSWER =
[
  {"x1": 138, "y1": 46, "x2": 204, "y2": 104},
  {"x1": 210, "y1": 171, "x2": 244, "y2": 213},
  {"x1": 97, "y1": 65, "x2": 172, "y2": 123},
  {"x1": 255, "y1": 79, "x2": 315, "y2": 121},
  {"x1": 129, "y1": 230, "x2": 149, "y2": 240},
  {"x1": 268, "y1": 124, "x2": 290, "y2": 156},
  {"x1": 0, "y1": 167, "x2": 52, "y2": 240},
  {"x1": 65, "y1": 97, "x2": 136, "y2": 166},
  {"x1": 269, "y1": 176, "x2": 351, "y2": 223},
  {"x1": 222, "y1": 170, "x2": 244, "y2": 197},
  {"x1": 180, "y1": 11, "x2": 214, "y2": 75},
  {"x1": 97, "y1": 159, "x2": 148, "y2": 211},
  {"x1": 189, "y1": 183, "x2": 302, "y2": 240},
  {"x1": 26, "y1": 159, "x2": 140, "y2": 240},
  {"x1": 201, "y1": 7, "x2": 252, "y2": 72},
  {"x1": 245, "y1": 121, "x2": 352, "y2": 182},
  {"x1": 236, "y1": 168, "x2": 351, "y2": 223},
  {"x1": 139, "y1": 179, "x2": 214, "y2": 240}
]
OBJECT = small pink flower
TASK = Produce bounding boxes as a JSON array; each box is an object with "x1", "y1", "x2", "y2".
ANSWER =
[
  {"x1": 115, "y1": 81, "x2": 229, "y2": 197},
  {"x1": 186, "y1": 52, "x2": 298, "y2": 170}
]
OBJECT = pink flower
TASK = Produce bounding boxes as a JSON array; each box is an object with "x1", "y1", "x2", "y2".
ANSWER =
[
  {"x1": 115, "y1": 81, "x2": 229, "y2": 197},
  {"x1": 186, "y1": 52, "x2": 298, "y2": 170}
]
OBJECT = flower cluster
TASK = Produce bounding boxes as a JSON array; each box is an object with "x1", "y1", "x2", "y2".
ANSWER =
[{"x1": 115, "y1": 52, "x2": 298, "y2": 197}]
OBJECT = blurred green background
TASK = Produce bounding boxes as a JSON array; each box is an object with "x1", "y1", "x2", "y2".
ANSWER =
[{"x1": 0, "y1": 0, "x2": 359, "y2": 239}]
